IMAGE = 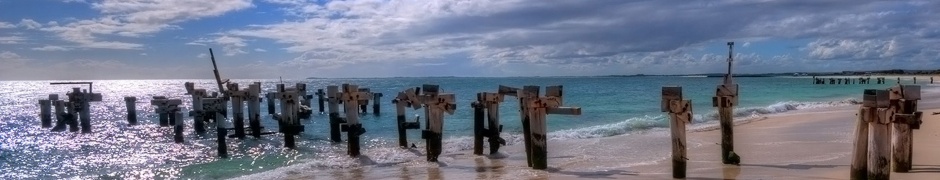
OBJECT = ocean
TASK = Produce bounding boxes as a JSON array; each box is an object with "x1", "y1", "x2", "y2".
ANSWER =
[{"x1": 0, "y1": 76, "x2": 902, "y2": 179}]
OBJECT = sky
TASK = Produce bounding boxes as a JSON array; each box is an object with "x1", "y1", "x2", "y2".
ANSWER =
[{"x1": 0, "y1": 0, "x2": 938, "y2": 80}]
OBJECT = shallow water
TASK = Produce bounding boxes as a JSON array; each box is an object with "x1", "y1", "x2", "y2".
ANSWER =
[{"x1": 0, "y1": 77, "x2": 907, "y2": 179}]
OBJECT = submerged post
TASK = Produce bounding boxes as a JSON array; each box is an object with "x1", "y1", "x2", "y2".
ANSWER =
[
  {"x1": 714, "y1": 41, "x2": 741, "y2": 165},
  {"x1": 392, "y1": 87, "x2": 422, "y2": 148},
  {"x1": 663, "y1": 86, "x2": 692, "y2": 179},
  {"x1": 204, "y1": 98, "x2": 228, "y2": 158},
  {"x1": 124, "y1": 97, "x2": 137, "y2": 125},
  {"x1": 373, "y1": 92, "x2": 383, "y2": 115},
  {"x1": 418, "y1": 84, "x2": 456, "y2": 162},
  {"x1": 341, "y1": 84, "x2": 371, "y2": 156},
  {"x1": 266, "y1": 92, "x2": 276, "y2": 115},
  {"x1": 247, "y1": 82, "x2": 263, "y2": 138},
  {"x1": 228, "y1": 83, "x2": 247, "y2": 139},
  {"x1": 185, "y1": 82, "x2": 208, "y2": 134},
  {"x1": 326, "y1": 85, "x2": 345, "y2": 142},
  {"x1": 316, "y1": 89, "x2": 326, "y2": 113},
  {"x1": 173, "y1": 103, "x2": 184, "y2": 143},
  {"x1": 868, "y1": 89, "x2": 890, "y2": 180},
  {"x1": 39, "y1": 99, "x2": 52, "y2": 128}
]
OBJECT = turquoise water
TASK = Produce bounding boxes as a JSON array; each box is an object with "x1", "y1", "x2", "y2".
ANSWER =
[{"x1": 0, "y1": 77, "x2": 901, "y2": 179}]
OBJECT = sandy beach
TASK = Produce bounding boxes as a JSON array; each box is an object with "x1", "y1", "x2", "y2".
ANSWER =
[{"x1": 233, "y1": 87, "x2": 940, "y2": 180}]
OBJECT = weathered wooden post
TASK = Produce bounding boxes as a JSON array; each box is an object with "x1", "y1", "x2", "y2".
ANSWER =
[
  {"x1": 266, "y1": 92, "x2": 276, "y2": 115},
  {"x1": 931, "y1": 77, "x2": 934, "y2": 84},
  {"x1": 185, "y1": 82, "x2": 208, "y2": 134},
  {"x1": 275, "y1": 84, "x2": 304, "y2": 149},
  {"x1": 203, "y1": 97, "x2": 228, "y2": 158},
  {"x1": 852, "y1": 89, "x2": 876, "y2": 179},
  {"x1": 663, "y1": 86, "x2": 692, "y2": 179},
  {"x1": 247, "y1": 82, "x2": 263, "y2": 138},
  {"x1": 527, "y1": 85, "x2": 581, "y2": 170},
  {"x1": 170, "y1": 100, "x2": 184, "y2": 143},
  {"x1": 868, "y1": 89, "x2": 891, "y2": 180},
  {"x1": 39, "y1": 98, "x2": 52, "y2": 128},
  {"x1": 472, "y1": 93, "x2": 486, "y2": 155},
  {"x1": 316, "y1": 89, "x2": 326, "y2": 113},
  {"x1": 392, "y1": 87, "x2": 422, "y2": 148},
  {"x1": 498, "y1": 85, "x2": 536, "y2": 166},
  {"x1": 51, "y1": 98, "x2": 69, "y2": 132},
  {"x1": 889, "y1": 85, "x2": 921, "y2": 172},
  {"x1": 417, "y1": 84, "x2": 456, "y2": 162},
  {"x1": 372, "y1": 92, "x2": 382, "y2": 115},
  {"x1": 472, "y1": 91, "x2": 509, "y2": 155},
  {"x1": 711, "y1": 41, "x2": 740, "y2": 165},
  {"x1": 341, "y1": 84, "x2": 371, "y2": 156},
  {"x1": 326, "y1": 85, "x2": 345, "y2": 142},
  {"x1": 70, "y1": 87, "x2": 102, "y2": 134},
  {"x1": 296, "y1": 83, "x2": 313, "y2": 118},
  {"x1": 228, "y1": 83, "x2": 247, "y2": 139},
  {"x1": 152, "y1": 96, "x2": 171, "y2": 127},
  {"x1": 124, "y1": 96, "x2": 137, "y2": 125}
]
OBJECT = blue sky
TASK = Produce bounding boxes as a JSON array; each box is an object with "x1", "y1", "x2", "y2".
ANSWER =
[{"x1": 0, "y1": 0, "x2": 937, "y2": 80}]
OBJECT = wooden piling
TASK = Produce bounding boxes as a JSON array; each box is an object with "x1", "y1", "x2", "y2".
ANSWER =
[
  {"x1": 851, "y1": 106, "x2": 871, "y2": 180},
  {"x1": 39, "y1": 99, "x2": 52, "y2": 128},
  {"x1": 341, "y1": 84, "x2": 369, "y2": 157},
  {"x1": 52, "y1": 100, "x2": 66, "y2": 131},
  {"x1": 174, "y1": 110, "x2": 184, "y2": 143},
  {"x1": 473, "y1": 93, "x2": 485, "y2": 155},
  {"x1": 868, "y1": 90, "x2": 890, "y2": 180},
  {"x1": 521, "y1": 86, "x2": 539, "y2": 167},
  {"x1": 316, "y1": 89, "x2": 325, "y2": 113},
  {"x1": 395, "y1": 96, "x2": 409, "y2": 148},
  {"x1": 373, "y1": 93, "x2": 382, "y2": 115},
  {"x1": 663, "y1": 86, "x2": 691, "y2": 179},
  {"x1": 229, "y1": 83, "x2": 246, "y2": 139},
  {"x1": 266, "y1": 93, "x2": 276, "y2": 115},
  {"x1": 485, "y1": 92, "x2": 504, "y2": 154},
  {"x1": 248, "y1": 83, "x2": 262, "y2": 138},
  {"x1": 714, "y1": 82, "x2": 738, "y2": 164},
  {"x1": 529, "y1": 100, "x2": 548, "y2": 169},
  {"x1": 124, "y1": 97, "x2": 137, "y2": 125},
  {"x1": 327, "y1": 85, "x2": 343, "y2": 142},
  {"x1": 190, "y1": 90, "x2": 207, "y2": 134}
]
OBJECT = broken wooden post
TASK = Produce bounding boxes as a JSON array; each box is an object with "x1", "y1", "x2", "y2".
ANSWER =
[
  {"x1": 51, "y1": 98, "x2": 69, "y2": 132},
  {"x1": 266, "y1": 92, "x2": 276, "y2": 115},
  {"x1": 417, "y1": 84, "x2": 456, "y2": 162},
  {"x1": 712, "y1": 41, "x2": 740, "y2": 165},
  {"x1": 172, "y1": 102, "x2": 184, "y2": 143},
  {"x1": 296, "y1": 83, "x2": 313, "y2": 119},
  {"x1": 372, "y1": 92, "x2": 382, "y2": 115},
  {"x1": 185, "y1": 82, "x2": 208, "y2": 134},
  {"x1": 868, "y1": 89, "x2": 891, "y2": 180},
  {"x1": 153, "y1": 96, "x2": 170, "y2": 127},
  {"x1": 498, "y1": 85, "x2": 536, "y2": 166},
  {"x1": 275, "y1": 84, "x2": 304, "y2": 149},
  {"x1": 392, "y1": 87, "x2": 422, "y2": 148},
  {"x1": 663, "y1": 86, "x2": 692, "y2": 179},
  {"x1": 526, "y1": 85, "x2": 581, "y2": 170},
  {"x1": 473, "y1": 91, "x2": 508, "y2": 155},
  {"x1": 247, "y1": 82, "x2": 263, "y2": 138},
  {"x1": 484, "y1": 92, "x2": 506, "y2": 155},
  {"x1": 316, "y1": 89, "x2": 326, "y2": 113},
  {"x1": 326, "y1": 85, "x2": 345, "y2": 142},
  {"x1": 473, "y1": 93, "x2": 485, "y2": 155},
  {"x1": 852, "y1": 89, "x2": 876, "y2": 179},
  {"x1": 204, "y1": 97, "x2": 228, "y2": 158},
  {"x1": 889, "y1": 85, "x2": 921, "y2": 172},
  {"x1": 39, "y1": 98, "x2": 52, "y2": 128},
  {"x1": 124, "y1": 96, "x2": 137, "y2": 125},
  {"x1": 70, "y1": 88, "x2": 101, "y2": 134},
  {"x1": 228, "y1": 83, "x2": 247, "y2": 139},
  {"x1": 341, "y1": 84, "x2": 371, "y2": 157}
]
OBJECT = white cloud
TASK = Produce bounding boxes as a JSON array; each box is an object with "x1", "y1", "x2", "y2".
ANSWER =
[
  {"x1": 190, "y1": 36, "x2": 248, "y2": 56},
  {"x1": 0, "y1": 22, "x2": 15, "y2": 28},
  {"x1": 140, "y1": 53, "x2": 148, "y2": 56},
  {"x1": 19, "y1": 19, "x2": 42, "y2": 29},
  {"x1": 222, "y1": 0, "x2": 940, "y2": 72},
  {"x1": 42, "y1": 0, "x2": 252, "y2": 50},
  {"x1": 254, "y1": 48, "x2": 266, "y2": 52},
  {"x1": 0, "y1": 36, "x2": 26, "y2": 44},
  {"x1": 197, "y1": 53, "x2": 208, "y2": 58},
  {"x1": 32, "y1": 45, "x2": 72, "y2": 51}
]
